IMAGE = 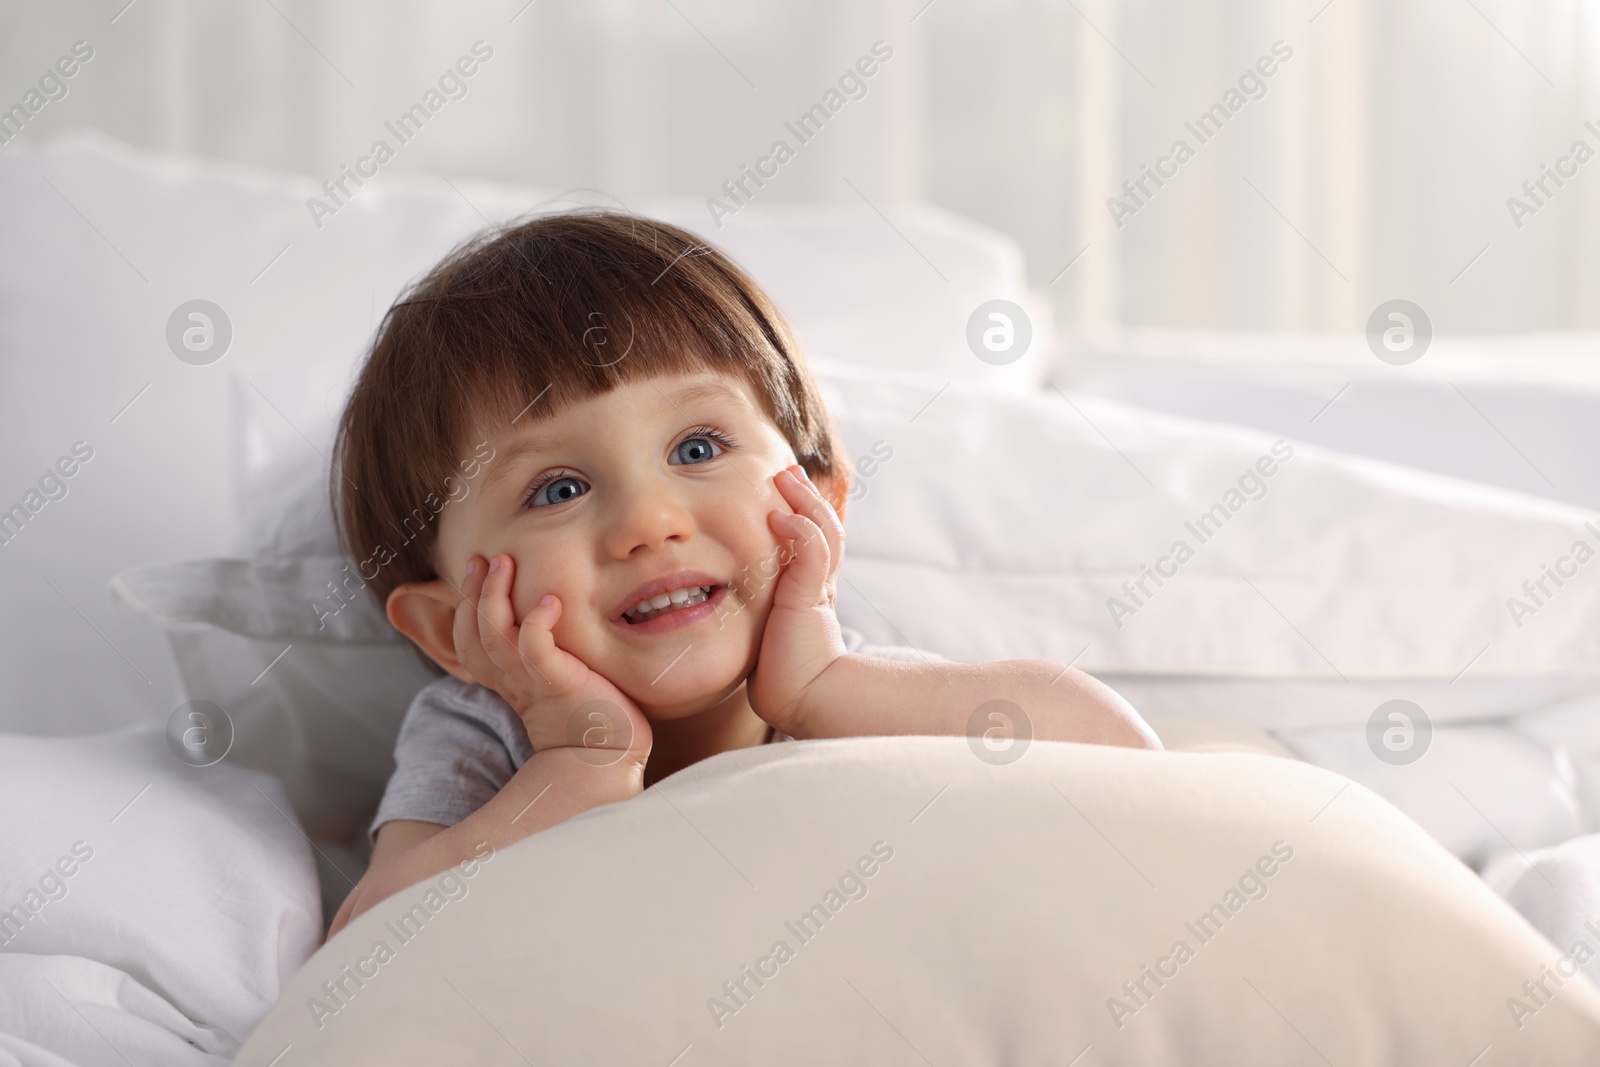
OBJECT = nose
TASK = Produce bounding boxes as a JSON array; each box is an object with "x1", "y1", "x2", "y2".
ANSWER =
[{"x1": 604, "y1": 475, "x2": 697, "y2": 559}]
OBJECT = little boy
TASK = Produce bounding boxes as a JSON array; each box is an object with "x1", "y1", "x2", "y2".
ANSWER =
[{"x1": 327, "y1": 210, "x2": 1159, "y2": 936}]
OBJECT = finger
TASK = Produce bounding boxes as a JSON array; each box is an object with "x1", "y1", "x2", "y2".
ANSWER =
[
  {"x1": 514, "y1": 593, "x2": 567, "y2": 690},
  {"x1": 767, "y1": 509, "x2": 831, "y2": 609},
  {"x1": 777, "y1": 467, "x2": 845, "y2": 578},
  {"x1": 451, "y1": 556, "x2": 491, "y2": 683},
  {"x1": 475, "y1": 554, "x2": 524, "y2": 677}
]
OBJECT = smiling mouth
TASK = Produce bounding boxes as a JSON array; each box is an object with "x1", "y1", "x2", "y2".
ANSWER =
[{"x1": 621, "y1": 584, "x2": 718, "y2": 624}]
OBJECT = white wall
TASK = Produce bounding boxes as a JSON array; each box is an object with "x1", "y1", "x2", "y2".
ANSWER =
[{"x1": 6, "y1": 0, "x2": 1596, "y2": 334}]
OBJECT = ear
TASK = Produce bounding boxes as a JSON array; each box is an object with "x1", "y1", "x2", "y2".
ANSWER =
[{"x1": 387, "y1": 579, "x2": 475, "y2": 683}]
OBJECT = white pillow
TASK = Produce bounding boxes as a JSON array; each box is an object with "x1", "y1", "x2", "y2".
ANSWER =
[
  {"x1": 0, "y1": 130, "x2": 1047, "y2": 738},
  {"x1": 1278, "y1": 723, "x2": 1588, "y2": 866},
  {"x1": 233, "y1": 736, "x2": 1600, "y2": 1064},
  {"x1": 822, "y1": 361, "x2": 1600, "y2": 855},
  {"x1": 643, "y1": 199, "x2": 1054, "y2": 392},
  {"x1": 109, "y1": 455, "x2": 432, "y2": 844},
  {"x1": 0, "y1": 723, "x2": 320, "y2": 1062},
  {"x1": 821, "y1": 360, "x2": 1600, "y2": 678},
  {"x1": 0, "y1": 130, "x2": 562, "y2": 736},
  {"x1": 113, "y1": 361, "x2": 1600, "y2": 846},
  {"x1": 1053, "y1": 326, "x2": 1600, "y2": 512},
  {"x1": 229, "y1": 207, "x2": 1053, "y2": 491},
  {"x1": 1518, "y1": 692, "x2": 1600, "y2": 836}
]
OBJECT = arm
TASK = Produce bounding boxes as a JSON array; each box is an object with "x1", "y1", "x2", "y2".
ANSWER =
[
  {"x1": 328, "y1": 820, "x2": 439, "y2": 938},
  {"x1": 786, "y1": 654, "x2": 1162, "y2": 750},
  {"x1": 331, "y1": 553, "x2": 652, "y2": 940},
  {"x1": 747, "y1": 464, "x2": 1160, "y2": 751},
  {"x1": 329, "y1": 749, "x2": 638, "y2": 938}
]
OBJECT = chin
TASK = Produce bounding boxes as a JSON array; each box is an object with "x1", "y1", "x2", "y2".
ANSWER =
[
  {"x1": 623, "y1": 643, "x2": 757, "y2": 719},
  {"x1": 632, "y1": 681, "x2": 746, "y2": 721}
]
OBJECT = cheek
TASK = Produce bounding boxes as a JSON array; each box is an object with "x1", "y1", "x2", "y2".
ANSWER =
[
  {"x1": 713, "y1": 493, "x2": 784, "y2": 570},
  {"x1": 725, "y1": 516, "x2": 791, "y2": 616},
  {"x1": 742, "y1": 471, "x2": 793, "y2": 544},
  {"x1": 505, "y1": 550, "x2": 580, "y2": 625}
]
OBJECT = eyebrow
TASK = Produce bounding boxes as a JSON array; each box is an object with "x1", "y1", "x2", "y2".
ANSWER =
[
  {"x1": 479, "y1": 434, "x2": 553, "y2": 498},
  {"x1": 477, "y1": 377, "x2": 749, "y2": 498},
  {"x1": 661, "y1": 377, "x2": 747, "y2": 409}
]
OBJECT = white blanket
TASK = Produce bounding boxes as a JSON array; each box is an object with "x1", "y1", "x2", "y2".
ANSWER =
[
  {"x1": 1485, "y1": 834, "x2": 1600, "y2": 988},
  {"x1": 0, "y1": 956, "x2": 228, "y2": 1067},
  {"x1": 0, "y1": 724, "x2": 321, "y2": 1066}
]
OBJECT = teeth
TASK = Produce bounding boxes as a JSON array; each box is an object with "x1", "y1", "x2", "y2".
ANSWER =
[{"x1": 625, "y1": 585, "x2": 713, "y2": 622}]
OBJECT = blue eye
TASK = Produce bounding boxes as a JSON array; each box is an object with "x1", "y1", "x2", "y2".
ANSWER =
[
  {"x1": 671, "y1": 435, "x2": 724, "y2": 466},
  {"x1": 521, "y1": 429, "x2": 732, "y2": 509},
  {"x1": 526, "y1": 475, "x2": 588, "y2": 508}
]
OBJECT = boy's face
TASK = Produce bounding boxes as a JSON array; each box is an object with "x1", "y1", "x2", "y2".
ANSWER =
[{"x1": 425, "y1": 370, "x2": 837, "y2": 719}]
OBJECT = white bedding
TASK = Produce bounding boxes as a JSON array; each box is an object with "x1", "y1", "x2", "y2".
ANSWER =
[
  {"x1": 9, "y1": 129, "x2": 1600, "y2": 1060},
  {"x1": 0, "y1": 956, "x2": 227, "y2": 1067},
  {"x1": 1484, "y1": 834, "x2": 1600, "y2": 989},
  {"x1": 0, "y1": 724, "x2": 321, "y2": 1066}
]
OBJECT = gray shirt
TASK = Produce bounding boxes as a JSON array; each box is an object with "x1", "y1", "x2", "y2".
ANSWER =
[{"x1": 371, "y1": 626, "x2": 935, "y2": 840}]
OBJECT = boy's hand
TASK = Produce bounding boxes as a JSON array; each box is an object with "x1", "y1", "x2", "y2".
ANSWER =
[
  {"x1": 454, "y1": 554, "x2": 652, "y2": 768},
  {"x1": 746, "y1": 465, "x2": 849, "y2": 734}
]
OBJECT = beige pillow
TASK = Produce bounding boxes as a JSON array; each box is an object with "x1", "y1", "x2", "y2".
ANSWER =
[{"x1": 237, "y1": 737, "x2": 1600, "y2": 1065}]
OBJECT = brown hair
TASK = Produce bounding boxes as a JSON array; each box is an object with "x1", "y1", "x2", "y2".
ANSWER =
[{"x1": 332, "y1": 208, "x2": 843, "y2": 610}]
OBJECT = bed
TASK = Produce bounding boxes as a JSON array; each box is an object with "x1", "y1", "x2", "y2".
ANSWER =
[{"x1": 4, "y1": 130, "x2": 1600, "y2": 1064}]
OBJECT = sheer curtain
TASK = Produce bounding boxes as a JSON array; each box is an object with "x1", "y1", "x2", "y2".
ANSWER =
[{"x1": 3, "y1": 0, "x2": 1599, "y2": 333}]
